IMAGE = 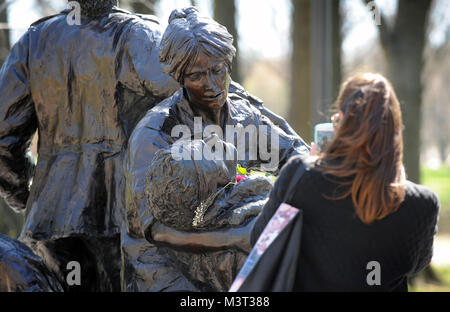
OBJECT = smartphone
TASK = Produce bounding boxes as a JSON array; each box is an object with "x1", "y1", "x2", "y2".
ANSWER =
[{"x1": 314, "y1": 123, "x2": 335, "y2": 153}]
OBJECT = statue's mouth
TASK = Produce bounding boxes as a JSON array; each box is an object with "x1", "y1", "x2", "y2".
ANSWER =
[{"x1": 203, "y1": 91, "x2": 224, "y2": 101}]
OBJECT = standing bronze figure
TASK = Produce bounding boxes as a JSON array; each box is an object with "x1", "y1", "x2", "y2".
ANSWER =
[{"x1": 0, "y1": 0, "x2": 178, "y2": 291}]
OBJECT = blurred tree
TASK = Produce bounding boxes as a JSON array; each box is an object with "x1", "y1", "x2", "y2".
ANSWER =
[
  {"x1": 366, "y1": 0, "x2": 432, "y2": 183},
  {"x1": 214, "y1": 0, "x2": 241, "y2": 83},
  {"x1": 289, "y1": 0, "x2": 312, "y2": 142},
  {"x1": 129, "y1": 0, "x2": 157, "y2": 15},
  {"x1": 0, "y1": 0, "x2": 24, "y2": 239},
  {"x1": 331, "y1": 1, "x2": 342, "y2": 101},
  {"x1": 0, "y1": 0, "x2": 10, "y2": 65},
  {"x1": 423, "y1": 31, "x2": 450, "y2": 164},
  {"x1": 433, "y1": 42, "x2": 450, "y2": 163},
  {"x1": 35, "y1": 0, "x2": 58, "y2": 16},
  {"x1": 364, "y1": 0, "x2": 441, "y2": 286},
  {"x1": 289, "y1": 0, "x2": 341, "y2": 142}
]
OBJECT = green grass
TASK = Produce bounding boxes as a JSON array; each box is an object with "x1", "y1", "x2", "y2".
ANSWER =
[
  {"x1": 421, "y1": 165, "x2": 450, "y2": 233},
  {"x1": 409, "y1": 266, "x2": 450, "y2": 292},
  {"x1": 416, "y1": 165, "x2": 450, "y2": 292},
  {"x1": 421, "y1": 165, "x2": 450, "y2": 207}
]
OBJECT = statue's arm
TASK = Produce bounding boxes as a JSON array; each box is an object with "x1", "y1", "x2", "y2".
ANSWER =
[
  {"x1": 116, "y1": 23, "x2": 180, "y2": 136},
  {"x1": 119, "y1": 22, "x2": 180, "y2": 99},
  {"x1": 0, "y1": 31, "x2": 37, "y2": 213},
  {"x1": 146, "y1": 218, "x2": 255, "y2": 254},
  {"x1": 124, "y1": 119, "x2": 172, "y2": 238}
]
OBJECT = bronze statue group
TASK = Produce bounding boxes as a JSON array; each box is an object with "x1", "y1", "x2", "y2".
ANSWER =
[
  {"x1": 0, "y1": 1, "x2": 440, "y2": 292},
  {"x1": 0, "y1": 1, "x2": 308, "y2": 291}
]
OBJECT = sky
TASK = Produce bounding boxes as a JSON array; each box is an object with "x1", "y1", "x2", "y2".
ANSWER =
[{"x1": 6, "y1": 0, "x2": 450, "y2": 60}]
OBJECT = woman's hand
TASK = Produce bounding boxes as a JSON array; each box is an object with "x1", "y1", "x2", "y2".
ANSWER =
[{"x1": 310, "y1": 142, "x2": 318, "y2": 156}]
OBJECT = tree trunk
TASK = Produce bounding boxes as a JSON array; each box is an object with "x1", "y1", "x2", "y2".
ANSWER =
[
  {"x1": 377, "y1": 0, "x2": 432, "y2": 183},
  {"x1": 213, "y1": 0, "x2": 241, "y2": 83},
  {"x1": 331, "y1": 0, "x2": 342, "y2": 101},
  {"x1": 371, "y1": 0, "x2": 438, "y2": 285},
  {"x1": 289, "y1": 0, "x2": 341, "y2": 142},
  {"x1": 438, "y1": 139, "x2": 448, "y2": 164},
  {"x1": 0, "y1": 0, "x2": 10, "y2": 66},
  {"x1": 0, "y1": 0, "x2": 23, "y2": 239},
  {"x1": 130, "y1": 0, "x2": 156, "y2": 15},
  {"x1": 289, "y1": 0, "x2": 312, "y2": 142}
]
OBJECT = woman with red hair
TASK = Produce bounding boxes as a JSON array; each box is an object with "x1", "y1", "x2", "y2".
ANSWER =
[{"x1": 251, "y1": 73, "x2": 440, "y2": 291}]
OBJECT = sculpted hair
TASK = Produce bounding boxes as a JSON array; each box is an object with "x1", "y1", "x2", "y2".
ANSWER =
[
  {"x1": 159, "y1": 7, "x2": 236, "y2": 84},
  {"x1": 318, "y1": 73, "x2": 406, "y2": 224}
]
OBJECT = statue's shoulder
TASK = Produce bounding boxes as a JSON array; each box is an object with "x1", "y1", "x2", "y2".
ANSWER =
[
  {"x1": 111, "y1": 7, "x2": 160, "y2": 25},
  {"x1": 108, "y1": 8, "x2": 163, "y2": 43},
  {"x1": 30, "y1": 12, "x2": 65, "y2": 27},
  {"x1": 227, "y1": 86, "x2": 265, "y2": 124},
  {"x1": 29, "y1": 7, "x2": 161, "y2": 28},
  {"x1": 134, "y1": 13, "x2": 160, "y2": 25},
  {"x1": 228, "y1": 81, "x2": 264, "y2": 109},
  {"x1": 227, "y1": 81, "x2": 269, "y2": 124}
]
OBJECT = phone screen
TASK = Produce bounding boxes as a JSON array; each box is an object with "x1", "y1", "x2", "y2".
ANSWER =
[{"x1": 314, "y1": 123, "x2": 335, "y2": 153}]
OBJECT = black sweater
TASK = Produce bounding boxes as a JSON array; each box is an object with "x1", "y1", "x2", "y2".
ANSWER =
[{"x1": 250, "y1": 155, "x2": 440, "y2": 292}]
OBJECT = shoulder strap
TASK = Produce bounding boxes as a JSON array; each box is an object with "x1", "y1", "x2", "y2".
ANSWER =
[{"x1": 282, "y1": 161, "x2": 306, "y2": 204}]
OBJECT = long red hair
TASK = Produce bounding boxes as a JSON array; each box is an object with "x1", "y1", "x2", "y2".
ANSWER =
[{"x1": 318, "y1": 73, "x2": 406, "y2": 224}]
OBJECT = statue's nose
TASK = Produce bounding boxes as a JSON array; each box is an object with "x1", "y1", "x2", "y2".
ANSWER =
[{"x1": 204, "y1": 73, "x2": 220, "y2": 93}]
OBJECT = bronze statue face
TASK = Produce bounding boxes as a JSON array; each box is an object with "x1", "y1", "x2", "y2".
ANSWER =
[{"x1": 183, "y1": 52, "x2": 231, "y2": 112}]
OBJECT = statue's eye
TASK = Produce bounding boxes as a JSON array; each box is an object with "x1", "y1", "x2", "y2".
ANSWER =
[
  {"x1": 213, "y1": 66, "x2": 225, "y2": 75},
  {"x1": 187, "y1": 72, "x2": 202, "y2": 81}
]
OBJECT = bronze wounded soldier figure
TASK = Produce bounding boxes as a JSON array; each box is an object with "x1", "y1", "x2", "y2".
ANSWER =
[{"x1": 122, "y1": 7, "x2": 309, "y2": 291}]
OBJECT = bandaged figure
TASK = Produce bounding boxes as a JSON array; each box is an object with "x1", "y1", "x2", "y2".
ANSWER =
[{"x1": 145, "y1": 140, "x2": 272, "y2": 291}]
